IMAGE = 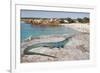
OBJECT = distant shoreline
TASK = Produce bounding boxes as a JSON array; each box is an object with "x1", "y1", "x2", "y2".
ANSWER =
[{"x1": 21, "y1": 17, "x2": 89, "y2": 26}]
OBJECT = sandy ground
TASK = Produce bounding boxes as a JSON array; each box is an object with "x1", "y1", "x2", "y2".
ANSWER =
[
  {"x1": 21, "y1": 23, "x2": 89, "y2": 63},
  {"x1": 61, "y1": 23, "x2": 89, "y2": 33}
]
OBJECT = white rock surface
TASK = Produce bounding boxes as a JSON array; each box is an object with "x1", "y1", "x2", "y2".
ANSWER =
[{"x1": 21, "y1": 33, "x2": 89, "y2": 63}]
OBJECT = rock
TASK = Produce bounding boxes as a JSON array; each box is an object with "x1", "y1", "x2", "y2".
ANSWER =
[{"x1": 21, "y1": 33, "x2": 89, "y2": 63}]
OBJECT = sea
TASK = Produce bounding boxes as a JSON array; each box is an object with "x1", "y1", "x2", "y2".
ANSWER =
[{"x1": 21, "y1": 21, "x2": 78, "y2": 41}]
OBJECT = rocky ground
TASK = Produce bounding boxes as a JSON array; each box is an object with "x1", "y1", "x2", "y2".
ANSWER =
[{"x1": 21, "y1": 33, "x2": 89, "y2": 63}]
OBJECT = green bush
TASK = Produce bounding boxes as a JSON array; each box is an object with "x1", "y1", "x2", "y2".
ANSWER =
[{"x1": 66, "y1": 18, "x2": 75, "y2": 23}]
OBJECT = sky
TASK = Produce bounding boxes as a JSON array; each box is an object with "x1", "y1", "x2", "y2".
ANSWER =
[{"x1": 21, "y1": 10, "x2": 89, "y2": 19}]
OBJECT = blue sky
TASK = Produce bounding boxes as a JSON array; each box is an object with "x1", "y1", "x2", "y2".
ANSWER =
[{"x1": 21, "y1": 10, "x2": 89, "y2": 19}]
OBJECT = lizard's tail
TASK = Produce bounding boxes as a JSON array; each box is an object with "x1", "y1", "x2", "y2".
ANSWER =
[{"x1": 24, "y1": 51, "x2": 57, "y2": 58}]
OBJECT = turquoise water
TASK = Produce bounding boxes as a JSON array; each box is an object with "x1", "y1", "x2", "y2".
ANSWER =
[{"x1": 21, "y1": 22, "x2": 78, "y2": 41}]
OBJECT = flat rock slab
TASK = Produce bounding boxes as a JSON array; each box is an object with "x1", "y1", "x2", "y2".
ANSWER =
[{"x1": 21, "y1": 33, "x2": 89, "y2": 63}]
